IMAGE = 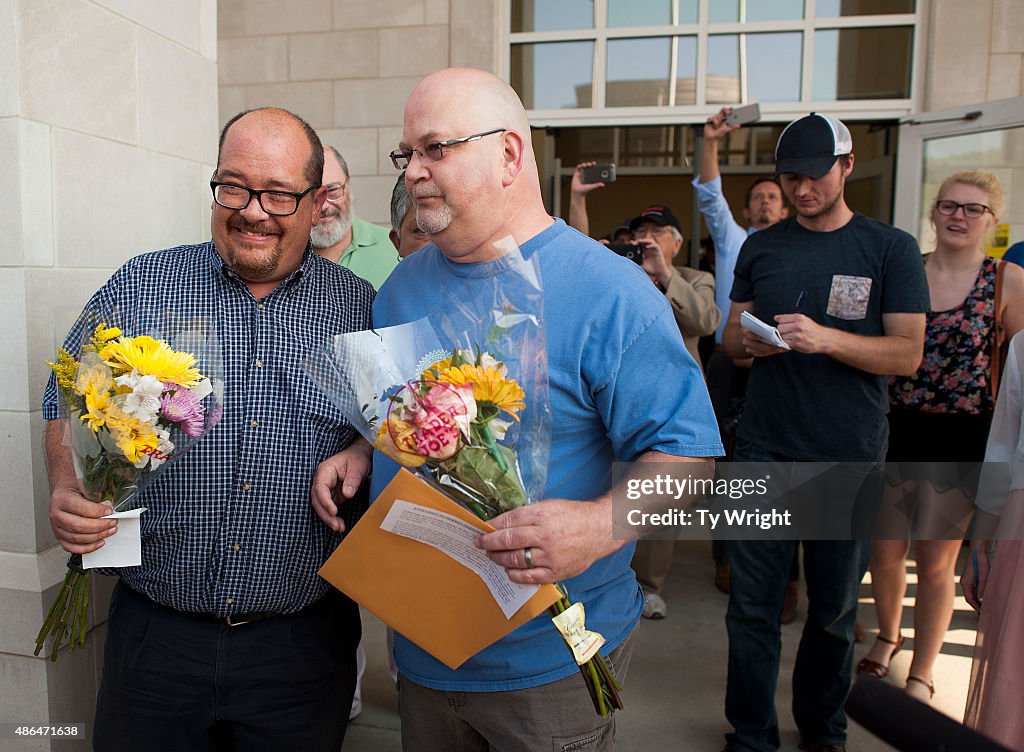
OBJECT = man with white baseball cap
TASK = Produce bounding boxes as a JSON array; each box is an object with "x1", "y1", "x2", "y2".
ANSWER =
[{"x1": 720, "y1": 113, "x2": 929, "y2": 752}]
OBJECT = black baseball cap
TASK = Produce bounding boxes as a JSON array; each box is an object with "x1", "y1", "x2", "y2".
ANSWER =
[
  {"x1": 629, "y1": 205, "x2": 681, "y2": 233},
  {"x1": 774, "y1": 113, "x2": 853, "y2": 179}
]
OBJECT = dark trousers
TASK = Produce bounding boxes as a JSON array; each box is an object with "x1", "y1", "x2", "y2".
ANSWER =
[
  {"x1": 724, "y1": 442, "x2": 874, "y2": 752},
  {"x1": 94, "y1": 580, "x2": 360, "y2": 752}
]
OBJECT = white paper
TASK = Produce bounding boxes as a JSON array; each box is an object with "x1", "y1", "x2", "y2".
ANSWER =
[
  {"x1": 380, "y1": 500, "x2": 539, "y2": 619},
  {"x1": 81, "y1": 508, "x2": 147, "y2": 569},
  {"x1": 740, "y1": 310, "x2": 791, "y2": 350}
]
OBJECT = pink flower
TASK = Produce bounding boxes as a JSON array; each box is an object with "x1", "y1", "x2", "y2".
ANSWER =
[
  {"x1": 161, "y1": 388, "x2": 206, "y2": 437},
  {"x1": 387, "y1": 381, "x2": 475, "y2": 462}
]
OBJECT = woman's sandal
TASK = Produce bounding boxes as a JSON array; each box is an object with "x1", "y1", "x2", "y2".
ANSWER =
[
  {"x1": 906, "y1": 675, "x2": 935, "y2": 700},
  {"x1": 855, "y1": 633, "x2": 905, "y2": 678}
]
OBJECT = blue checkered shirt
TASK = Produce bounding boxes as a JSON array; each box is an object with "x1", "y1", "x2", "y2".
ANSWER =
[{"x1": 42, "y1": 242, "x2": 375, "y2": 616}]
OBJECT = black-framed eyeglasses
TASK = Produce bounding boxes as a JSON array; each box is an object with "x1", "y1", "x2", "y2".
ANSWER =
[
  {"x1": 935, "y1": 200, "x2": 993, "y2": 219},
  {"x1": 324, "y1": 181, "x2": 348, "y2": 203},
  {"x1": 210, "y1": 181, "x2": 317, "y2": 216},
  {"x1": 389, "y1": 128, "x2": 507, "y2": 170}
]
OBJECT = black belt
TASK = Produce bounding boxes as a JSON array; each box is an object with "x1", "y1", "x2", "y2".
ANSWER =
[{"x1": 222, "y1": 611, "x2": 278, "y2": 627}]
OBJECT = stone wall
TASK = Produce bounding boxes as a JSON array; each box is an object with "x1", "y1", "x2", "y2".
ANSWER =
[{"x1": 0, "y1": 1, "x2": 218, "y2": 747}]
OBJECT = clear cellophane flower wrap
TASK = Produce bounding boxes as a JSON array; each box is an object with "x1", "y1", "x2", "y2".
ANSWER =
[
  {"x1": 304, "y1": 238, "x2": 623, "y2": 716},
  {"x1": 36, "y1": 311, "x2": 224, "y2": 661}
]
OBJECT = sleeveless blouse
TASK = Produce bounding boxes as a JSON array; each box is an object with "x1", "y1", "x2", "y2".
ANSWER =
[{"x1": 888, "y1": 256, "x2": 998, "y2": 415}]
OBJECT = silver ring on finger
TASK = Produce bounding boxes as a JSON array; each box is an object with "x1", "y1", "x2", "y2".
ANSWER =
[{"x1": 523, "y1": 546, "x2": 534, "y2": 568}]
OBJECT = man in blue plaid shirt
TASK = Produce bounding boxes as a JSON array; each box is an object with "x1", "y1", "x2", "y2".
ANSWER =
[{"x1": 42, "y1": 108, "x2": 375, "y2": 751}]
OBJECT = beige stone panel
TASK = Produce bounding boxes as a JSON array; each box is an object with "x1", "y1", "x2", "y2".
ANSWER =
[
  {"x1": 317, "y1": 128, "x2": 379, "y2": 176},
  {"x1": 424, "y1": 0, "x2": 449, "y2": 25},
  {"x1": 351, "y1": 175, "x2": 398, "y2": 226},
  {"x1": 333, "y1": 77, "x2": 421, "y2": 127},
  {"x1": 450, "y1": 0, "x2": 497, "y2": 72},
  {"x1": 332, "y1": 0, "x2": 423, "y2": 29},
  {"x1": 379, "y1": 25, "x2": 449, "y2": 78},
  {"x1": 218, "y1": 35, "x2": 289, "y2": 85},
  {"x1": 243, "y1": 0, "x2": 332, "y2": 35},
  {"x1": 217, "y1": 0, "x2": 246, "y2": 38},
  {"x1": 377, "y1": 126, "x2": 405, "y2": 173},
  {"x1": 289, "y1": 30, "x2": 378, "y2": 82},
  {"x1": 52, "y1": 130, "x2": 207, "y2": 268},
  {"x1": 19, "y1": 0, "x2": 138, "y2": 144},
  {"x1": 18, "y1": 119, "x2": 56, "y2": 267},
  {"x1": 0, "y1": 0, "x2": 17, "y2": 117},
  {"x1": 0, "y1": 587, "x2": 48, "y2": 656},
  {"x1": 988, "y1": 55, "x2": 1024, "y2": 99},
  {"x1": 992, "y1": 0, "x2": 1024, "y2": 53},
  {"x1": 25, "y1": 269, "x2": 112, "y2": 409},
  {"x1": 91, "y1": 0, "x2": 201, "y2": 51},
  {"x1": 0, "y1": 412, "x2": 37, "y2": 553},
  {"x1": 29, "y1": 418, "x2": 53, "y2": 553},
  {"x1": 0, "y1": 119, "x2": 22, "y2": 266},
  {"x1": 219, "y1": 86, "x2": 248, "y2": 129},
  {"x1": 140, "y1": 31, "x2": 219, "y2": 164},
  {"x1": 44, "y1": 620, "x2": 102, "y2": 733},
  {"x1": 243, "y1": 82, "x2": 334, "y2": 129},
  {"x1": 0, "y1": 270, "x2": 29, "y2": 414},
  {"x1": 200, "y1": 0, "x2": 218, "y2": 59},
  {"x1": 0, "y1": 652, "x2": 49, "y2": 727}
]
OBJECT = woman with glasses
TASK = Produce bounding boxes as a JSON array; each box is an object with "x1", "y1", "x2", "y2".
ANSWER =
[{"x1": 858, "y1": 171, "x2": 1024, "y2": 702}]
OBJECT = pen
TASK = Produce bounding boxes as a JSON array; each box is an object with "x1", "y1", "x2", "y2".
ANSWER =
[{"x1": 795, "y1": 290, "x2": 807, "y2": 311}]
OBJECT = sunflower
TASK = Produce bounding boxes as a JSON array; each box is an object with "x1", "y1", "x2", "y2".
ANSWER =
[
  {"x1": 434, "y1": 364, "x2": 526, "y2": 419},
  {"x1": 99, "y1": 335, "x2": 203, "y2": 387}
]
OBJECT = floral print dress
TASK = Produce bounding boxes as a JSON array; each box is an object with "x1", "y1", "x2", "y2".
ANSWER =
[{"x1": 889, "y1": 256, "x2": 999, "y2": 416}]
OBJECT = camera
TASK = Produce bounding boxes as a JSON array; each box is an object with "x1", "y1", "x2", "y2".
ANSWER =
[{"x1": 607, "y1": 243, "x2": 644, "y2": 265}]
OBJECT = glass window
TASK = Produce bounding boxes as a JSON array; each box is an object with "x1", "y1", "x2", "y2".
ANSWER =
[
  {"x1": 709, "y1": 0, "x2": 739, "y2": 24},
  {"x1": 674, "y1": 36, "x2": 698, "y2": 105},
  {"x1": 510, "y1": 0, "x2": 594, "y2": 32},
  {"x1": 816, "y1": 0, "x2": 914, "y2": 17},
  {"x1": 606, "y1": 37, "x2": 672, "y2": 107},
  {"x1": 747, "y1": 32, "x2": 802, "y2": 102},
  {"x1": 679, "y1": 0, "x2": 699, "y2": 24},
  {"x1": 746, "y1": 0, "x2": 804, "y2": 22},
  {"x1": 511, "y1": 42, "x2": 595, "y2": 109},
  {"x1": 556, "y1": 127, "x2": 616, "y2": 165},
  {"x1": 706, "y1": 35, "x2": 740, "y2": 104},
  {"x1": 813, "y1": 27, "x2": 912, "y2": 100},
  {"x1": 753, "y1": 125, "x2": 788, "y2": 165},
  {"x1": 607, "y1": 0, "x2": 670, "y2": 27}
]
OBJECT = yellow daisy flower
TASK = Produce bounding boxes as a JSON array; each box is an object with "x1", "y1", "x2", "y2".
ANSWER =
[
  {"x1": 435, "y1": 364, "x2": 526, "y2": 419},
  {"x1": 99, "y1": 335, "x2": 202, "y2": 387},
  {"x1": 82, "y1": 386, "x2": 113, "y2": 432}
]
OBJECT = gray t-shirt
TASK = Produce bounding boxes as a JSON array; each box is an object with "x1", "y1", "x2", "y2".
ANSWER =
[{"x1": 731, "y1": 213, "x2": 929, "y2": 461}]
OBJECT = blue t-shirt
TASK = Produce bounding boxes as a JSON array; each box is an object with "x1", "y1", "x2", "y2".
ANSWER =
[{"x1": 370, "y1": 218, "x2": 723, "y2": 691}]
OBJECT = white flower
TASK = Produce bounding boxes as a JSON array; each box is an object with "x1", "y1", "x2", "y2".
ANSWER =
[
  {"x1": 116, "y1": 370, "x2": 165, "y2": 422},
  {"x1": 478, "y1": 351, "x2": 507, "y2": 376},
  {"x1": 490, "y1": 417, "x2": 513, "y2": 441}
]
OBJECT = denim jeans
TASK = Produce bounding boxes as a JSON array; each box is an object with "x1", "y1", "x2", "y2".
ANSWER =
[{"x1": 724, "y1": 441, "x2": 875, "y2": 752}]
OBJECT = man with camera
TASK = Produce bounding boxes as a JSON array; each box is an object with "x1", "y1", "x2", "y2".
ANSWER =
[{"x1": 629, "y1": 204, "x2": 720, "y2": 619}]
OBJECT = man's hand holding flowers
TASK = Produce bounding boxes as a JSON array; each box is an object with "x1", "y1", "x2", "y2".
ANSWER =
[{"x1": 477, "y1": 452, "x2": 713, "y2": 584}]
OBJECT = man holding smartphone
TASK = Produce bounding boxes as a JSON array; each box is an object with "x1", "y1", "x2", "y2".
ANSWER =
[{"x1": 694, "y1": 106, "x2": 793, "y2": 604}]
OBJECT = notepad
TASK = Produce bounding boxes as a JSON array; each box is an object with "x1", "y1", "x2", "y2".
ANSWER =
[{"x1": 740, "y1": 311, "x2": 790, "y2": 350}]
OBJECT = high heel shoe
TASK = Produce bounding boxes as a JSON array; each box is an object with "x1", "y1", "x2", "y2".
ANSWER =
[
  {"x1": 855, "y1": 633, "x2": 905, "y2": 678},
  {"x1": 906, "y1": 675, "x2": 935, "y2": 701}
]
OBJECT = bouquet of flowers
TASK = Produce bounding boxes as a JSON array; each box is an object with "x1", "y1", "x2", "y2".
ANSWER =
[
  {"x1": 304, "y1": 242, "x2": 622, "y2": 716},
  {"x1": 36, "y1": 319, "x2": 223, "y2": 661}
]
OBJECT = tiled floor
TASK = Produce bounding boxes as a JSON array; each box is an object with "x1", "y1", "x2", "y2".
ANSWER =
[{"x1": 343, "y1": 540, "x2": 978, "y2": 751}]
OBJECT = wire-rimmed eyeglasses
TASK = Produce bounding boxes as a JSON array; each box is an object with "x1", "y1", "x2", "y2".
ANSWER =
[{"x1": 389, "y1": 128, "x2": 507, "y2": 170}]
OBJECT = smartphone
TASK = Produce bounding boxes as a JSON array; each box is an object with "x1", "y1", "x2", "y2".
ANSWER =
[
  {"x1": 580, "y1": 163, "x2": 616, "y2": 184},
  {"x1": 607, "y1": 243, "x2": 643, "y2": 265},
  {"x1": 725, "y1": 102, "x2": 761, "y2": 127}
]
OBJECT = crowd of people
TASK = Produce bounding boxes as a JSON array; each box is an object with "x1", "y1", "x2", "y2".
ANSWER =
[{"x1": 42, "y1": 67, "x2": 1024, "y2": 752}]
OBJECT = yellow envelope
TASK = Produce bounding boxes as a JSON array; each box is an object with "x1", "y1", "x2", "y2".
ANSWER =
[{"x1": 319, "y1": 468, "x2": 562, "y2": 669}]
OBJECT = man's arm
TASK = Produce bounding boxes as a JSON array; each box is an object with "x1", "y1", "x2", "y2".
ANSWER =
[
  {"x1": 664, "y1": 269, "x2": 721, "y2": 339},
  {"x1": 45, "y1": 419, "x2": 117, "y2": 554},
  {"x1": 723, "y1": 300, "x2": 788, "y2": 360},
  {"x1": 476, "y1": 451, "x2": 715, "y2": 584},
  {"x1": 773, "y1": 311, "x2": 925, "y2": 375},
  {"x1": 567, "y1": 161, "x2": 604, "y2": 237}
]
